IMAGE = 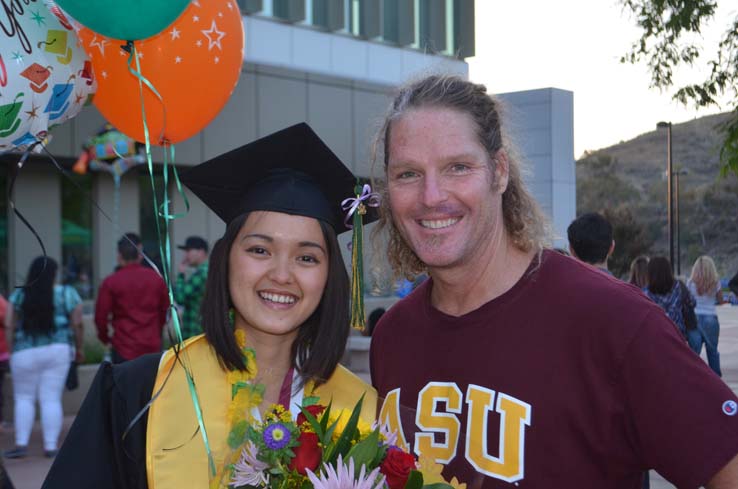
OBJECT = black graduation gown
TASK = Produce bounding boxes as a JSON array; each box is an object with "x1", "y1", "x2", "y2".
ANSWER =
[{"x1": 42, "y1": 354, "x2": 161, "y2": 489}]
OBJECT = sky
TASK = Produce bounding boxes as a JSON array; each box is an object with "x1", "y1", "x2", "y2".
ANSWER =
[{"x1": 468, "y1": 0, "x2": 736, "y2": 159}]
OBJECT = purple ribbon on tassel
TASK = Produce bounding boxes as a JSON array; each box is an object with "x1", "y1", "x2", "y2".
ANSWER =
[{"x1": 341, "y1": 184, "x2": 380, "y2": 228}]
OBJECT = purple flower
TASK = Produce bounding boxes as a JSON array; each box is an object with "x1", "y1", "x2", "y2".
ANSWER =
[{"x1": 263, "y1": 423, "x2": 291, "y2": 450}]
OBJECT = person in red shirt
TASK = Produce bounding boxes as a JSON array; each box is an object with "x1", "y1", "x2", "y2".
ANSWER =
[{"x1": 95, "y1": 233, "x2": 169, "y2": 363}]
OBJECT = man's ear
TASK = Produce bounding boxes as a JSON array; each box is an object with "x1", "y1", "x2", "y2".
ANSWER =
[{"x1": 493, "y1": 150, "x2": 510, "y2": 193}]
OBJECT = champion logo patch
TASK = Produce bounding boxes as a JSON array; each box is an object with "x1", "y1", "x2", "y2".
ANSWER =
[{"x1": 722, "y1": 400, "x2": 737, "y2": 416}]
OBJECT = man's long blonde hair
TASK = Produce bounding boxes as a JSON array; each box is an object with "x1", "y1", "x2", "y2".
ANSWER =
[{"x1": 372, "y1": 74, "x2": 550, "y2": 279}]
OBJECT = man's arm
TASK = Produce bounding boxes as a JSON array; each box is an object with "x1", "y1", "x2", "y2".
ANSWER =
[
  {"x1": 94, "y1": 281, "x2": 112, "y2": 345},
  {"x1": 707, "y1": 453, "x2": 738, "y2": 488}
]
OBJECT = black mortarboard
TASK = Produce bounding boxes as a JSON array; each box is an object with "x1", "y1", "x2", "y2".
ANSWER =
[{"x1": 180, "y1": 123, "x2": 374, "y2": 233}]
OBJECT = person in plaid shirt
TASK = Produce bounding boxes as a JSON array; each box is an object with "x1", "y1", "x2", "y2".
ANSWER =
[{"x1": 174, "y1": 236, "x2": 209, "y2": 339}]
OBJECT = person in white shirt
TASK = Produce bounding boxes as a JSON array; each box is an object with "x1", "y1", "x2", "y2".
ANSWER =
[{"x1": 687, "y1": 255, "x2": 726, "y2": 376}]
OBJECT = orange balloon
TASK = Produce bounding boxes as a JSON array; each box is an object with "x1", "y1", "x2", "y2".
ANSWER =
[{"x1": 78, "y1": 0, "x2": 244, "y2": 145}]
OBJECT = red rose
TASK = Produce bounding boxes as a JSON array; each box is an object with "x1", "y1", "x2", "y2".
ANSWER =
[
  {"x1": 289, "y1": 431, "x2": 322, "y2": 475},
  {"x1": 380, "y1": 447, "x2": 417, "y2": 489},
  {"x1": 297, "y1": 404, "x2": 326, "y2": 427}
]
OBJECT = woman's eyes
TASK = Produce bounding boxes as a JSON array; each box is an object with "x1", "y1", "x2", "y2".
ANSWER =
[
  {"x1": 297, "y1": 255, "x2": 320, "y2": 264},
  {"x1": 246, "y1": 246, "x2": 268, "y2": 255},
  {"x1": 246, "y1": 247, "x2": 320, "y2": 264}
]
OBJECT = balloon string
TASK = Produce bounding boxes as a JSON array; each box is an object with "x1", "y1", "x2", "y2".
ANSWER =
[
  {"x1": 39, "y1": 144, "x2": 162, "y2": 274},
  {"x1": 8, "y1": 143, "x2": 48, "y2": 288},
  {"x1": 127, "y1": 42, "x2": 215, "y2": 477}
]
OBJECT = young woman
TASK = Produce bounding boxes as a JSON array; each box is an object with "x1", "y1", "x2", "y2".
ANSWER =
[
  {"x1": 644, "y1": 256, "x2": 695, "y2": 339},
  {"x1": 43, "y1": 123, "x2": 377, "y2": 489},
  {"x1": 628, "y1": 255, "x2": 649, "y2": 289},
  {"x1": 4, "y1": 256, "x2": 83, "y2": 459},
  {"x1": 687, "y1": 255, "x2": 725, "y2": 376}
]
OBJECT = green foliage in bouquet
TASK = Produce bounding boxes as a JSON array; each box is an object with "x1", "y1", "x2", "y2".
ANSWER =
[{"x1": 229, "y1": 396, "x2": 460, "y2": 489}]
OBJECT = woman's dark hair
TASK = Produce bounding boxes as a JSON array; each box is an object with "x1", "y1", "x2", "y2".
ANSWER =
[
  {"x1": 20, "y1": 256, "x2": 58, "y2": 337},
  {"x1": 647, "y1": 256, "x2": 674, "y2": 295},
  {"x1": 201, "y1": 212, "x2": 349, "y2": 386}
]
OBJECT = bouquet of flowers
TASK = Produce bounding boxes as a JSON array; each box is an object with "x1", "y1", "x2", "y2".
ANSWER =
[{"x1": 228, "y1": 396, "x2": 464, "y2": 489}]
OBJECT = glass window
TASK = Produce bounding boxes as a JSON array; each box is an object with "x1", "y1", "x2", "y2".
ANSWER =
[
  {"x1": 61, "y1": 173, "x2": 93, "y2": 299},
  {"x1": 0, "y1": 163, "x2": 7, "y2": 296}
]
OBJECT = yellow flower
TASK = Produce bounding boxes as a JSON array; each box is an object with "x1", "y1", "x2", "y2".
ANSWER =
[{"x1": 328, "y1": 409, "x2": 373, "y2": 441}]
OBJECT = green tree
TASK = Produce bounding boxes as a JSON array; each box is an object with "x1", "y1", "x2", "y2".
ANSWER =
[
  {"x1": 603, "y1": 205, "x2": 654, "y2": 278},
  {"x1": 621, "y1": 0, "x2": 738, "y2": 177}
]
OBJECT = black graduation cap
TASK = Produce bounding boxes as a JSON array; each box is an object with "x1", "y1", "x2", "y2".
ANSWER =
[{"x1": 180, "y1": 122, "x2": 375, "y2": 233}]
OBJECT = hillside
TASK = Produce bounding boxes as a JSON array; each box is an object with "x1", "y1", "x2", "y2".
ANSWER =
[{"x1": 576, "y1": 112, "x2": 738, "y2": 279}]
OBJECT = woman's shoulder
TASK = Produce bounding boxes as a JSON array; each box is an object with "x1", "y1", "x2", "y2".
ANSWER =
[{"x1": 311, "y1": 365, "x2": 377, "y2": 421}]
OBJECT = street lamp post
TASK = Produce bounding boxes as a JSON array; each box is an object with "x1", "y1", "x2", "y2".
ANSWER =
[
  {"x1": 657, "y1": 121, "x2": 674, "y2": 272},
  {"x1": 674, "y1": 168, "x2": 689, "y2": 276}
]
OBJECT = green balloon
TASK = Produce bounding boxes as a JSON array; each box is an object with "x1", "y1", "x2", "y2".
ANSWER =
[{"x1": 56, "y1": 0, "x2": 191, "y2": 41}]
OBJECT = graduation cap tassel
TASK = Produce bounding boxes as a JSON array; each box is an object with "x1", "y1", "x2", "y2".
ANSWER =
[
  {"x1": 349, "y1": 193, "x2": 366, "y2": 331},
  {"x1": 342, "y1": 183, "x2": 380, "y2": 331}
]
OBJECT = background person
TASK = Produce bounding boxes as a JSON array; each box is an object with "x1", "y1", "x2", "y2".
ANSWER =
[
  {"x1": 174, "y1": 236, "x2": 209, "y2": 340},
  {"x1": 687, "y1": 255, "x2": 725, "y2": 376},
  {"x1": 567, "y1": 212, "x2": 615, "y2": 275},
  {"x1": 3, "y1": 257, "x2": 82, "y2": 459},
  {"x1": 644, "y1": 256, "x2": 695, "y2": 339},
  {"x1": 95, "y1": 233, "x2": 170, "y2": 363},
  {"x1": 628, "y1": 255, "x2": 649, "y2": 289}
]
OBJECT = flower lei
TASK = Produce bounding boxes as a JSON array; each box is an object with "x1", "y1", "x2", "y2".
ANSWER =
[{"x1": 213, "y1": 329, "x2": 265, "y2": 489}]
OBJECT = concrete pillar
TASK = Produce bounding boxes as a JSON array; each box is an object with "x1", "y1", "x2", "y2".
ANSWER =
[
  {"x1": 9, "y1": 164, "x2": 62, "y2": 286},
  {"x1": 91, "y1": 173, "x2": 140, "y2": 288}
]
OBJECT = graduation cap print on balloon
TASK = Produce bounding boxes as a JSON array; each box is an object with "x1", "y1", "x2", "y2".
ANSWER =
[{"x1": 180, "y1": 123, "x2": 380, "y2": 330}]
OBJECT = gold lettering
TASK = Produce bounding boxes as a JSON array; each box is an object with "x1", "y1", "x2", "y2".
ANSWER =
[
  {"x1": 378, "y1": 388, "x2": 409, "y2": 451},
  {"x1": 465, "y1": 385, "x2": 531, "y2": 483},
  {"x1": 414, "y1": 382, "x2": 462, "y2": 463}
]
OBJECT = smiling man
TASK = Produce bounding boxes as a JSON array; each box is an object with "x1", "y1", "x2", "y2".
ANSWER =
[{"x1": 369, "y1": 75, "x2": 738, "y2": 488}]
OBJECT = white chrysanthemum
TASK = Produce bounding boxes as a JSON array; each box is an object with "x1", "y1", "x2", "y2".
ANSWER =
[
  {"x1": 371, "y1": 420, "x2": 398, "y2": 447},
  {"x1": 306, "y1": 455, "x2": 385, "y2": 489},
  {"x1": 230, "y1": 441, "x2": 269, "y2": 488}
]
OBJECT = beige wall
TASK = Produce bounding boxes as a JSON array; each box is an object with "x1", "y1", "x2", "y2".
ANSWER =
[
  {"x1": 92, "y1": 174, "x2": 140, "y2": 286},
  {"x1": 9, "y1": 165, "x2": 62, "y2": 286}
]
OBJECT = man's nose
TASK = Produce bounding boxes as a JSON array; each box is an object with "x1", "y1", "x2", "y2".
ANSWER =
[{"x1": 421, "y1": 174, "x2": 448, "y2": 207}]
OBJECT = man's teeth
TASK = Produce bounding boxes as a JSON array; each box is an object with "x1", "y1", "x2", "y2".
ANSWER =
[
  {"x1": 420, "y1": 218, "x2": 460, "y2": 229},
  {"x1": 260, "y1": 292, "x2": 296, "y2": 304}
]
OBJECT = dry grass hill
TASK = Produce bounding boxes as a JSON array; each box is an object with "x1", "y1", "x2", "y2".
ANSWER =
[{"x1": 576, "y1": 112, "x2": 738, "y2": 279}]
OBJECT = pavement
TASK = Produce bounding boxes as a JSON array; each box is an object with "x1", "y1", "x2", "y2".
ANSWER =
[{"x1": 2, "y1": 306, "x2": 738, "y2": 489}]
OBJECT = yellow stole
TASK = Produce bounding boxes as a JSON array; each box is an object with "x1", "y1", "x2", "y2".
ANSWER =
[{"x1": 146, "y1": 334, "x2": 377, "y2": 489}]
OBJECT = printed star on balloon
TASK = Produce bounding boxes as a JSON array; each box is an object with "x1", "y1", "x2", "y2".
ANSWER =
[{"x1": 77, "y1": 0, "x2": 244, "y2": 145}]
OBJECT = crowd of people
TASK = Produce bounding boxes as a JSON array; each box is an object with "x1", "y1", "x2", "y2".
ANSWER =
[{"x1": 0, "y1": 74, "x2": 736, "y2": 488}]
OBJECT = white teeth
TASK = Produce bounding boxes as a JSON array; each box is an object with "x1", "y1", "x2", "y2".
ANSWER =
[
  {"x1": 420, "y1": 218, "x2": 460, "y2": 229},
  {"x1": 259, "y1": 292, "x2": 296, "y2": 304}
]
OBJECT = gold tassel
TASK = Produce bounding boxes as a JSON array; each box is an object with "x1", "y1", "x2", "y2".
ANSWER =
[{"x1": 349, "y1": 184, "x2": 366, "y2": 331}]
